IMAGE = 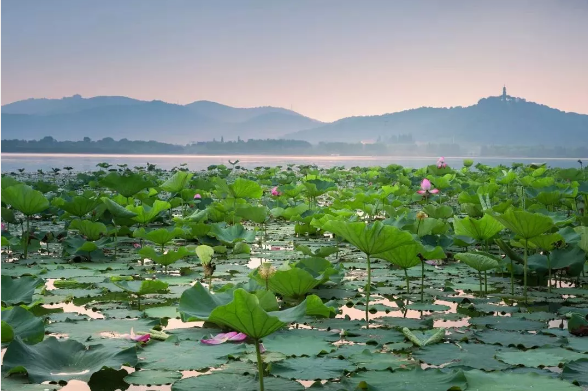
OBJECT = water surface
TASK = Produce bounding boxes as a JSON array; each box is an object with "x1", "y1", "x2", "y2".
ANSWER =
[{"x1": 1, "y1": 153, "x2": 585, "y2": 172}]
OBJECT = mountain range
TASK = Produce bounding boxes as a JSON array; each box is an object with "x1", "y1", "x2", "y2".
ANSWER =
[
  {"x1": 2, "y1": 92, "x2": 587, "y2": 146},
  {"x1": 1, "y1": 95, "x2": 321, "y2": 143}
]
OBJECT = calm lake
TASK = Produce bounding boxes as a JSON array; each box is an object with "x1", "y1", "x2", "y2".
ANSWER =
[{"x1": 1, "y1": 153, "x2": 585, "y2": 172}]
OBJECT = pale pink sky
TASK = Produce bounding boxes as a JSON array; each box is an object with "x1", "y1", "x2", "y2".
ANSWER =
[{"x1": 2, "y1": 0, "x2": 587, "y2": 121}]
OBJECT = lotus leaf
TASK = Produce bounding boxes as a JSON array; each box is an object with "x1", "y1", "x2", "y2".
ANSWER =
[
  {"x1": 160, "y1": 171, "x2": 193, "y2": 193},
  {"x1": 1, "y1": 307, "x2": 44, "y2": 344},
  {"x1": 101, "y1": 172, "x2": 154, "y2": 197},
  {"x1": 207, "y1": 288, "x2": 308, "y2": 339},
  {"x1": 2, "y1": 337, "x2": 137, "y2": 383},
  {"x1": 1, "y1": 276, "x2": 43, "y2": 306},
  {"x1": 1, "y1": 184, "x2": 49, "y2": 216}
]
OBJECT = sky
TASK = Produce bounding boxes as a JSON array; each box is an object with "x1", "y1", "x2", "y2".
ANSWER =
[{"x1": 2, "y1": 0, "x2": 588, "y2": 122}]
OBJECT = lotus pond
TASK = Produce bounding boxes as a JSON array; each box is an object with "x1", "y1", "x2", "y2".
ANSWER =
[{"x1": 1, "y1": 160, "x2": 588, "y2": 391}]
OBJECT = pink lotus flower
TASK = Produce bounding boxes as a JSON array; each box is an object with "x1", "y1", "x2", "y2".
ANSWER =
[
  {"x1": 122, "y1": 328, "x2": 150, "y2": 343},
  {"x1": 259, "y1": 342, "x2": 266, "y2": 353},
  {"x1": 417, "y1": 178, "x2": 439, "y2": 195},
  {"x1": 270, "y1": 186, "x2": 281, "y2": 196},
  {"x1": 194, "y1": 193, "x2": 202, "y2": 199},
  {"x1": 437, "y1": 157, "x2": 447, "y2": 169},
  {"x1": 201, "y1": 331, "x2": 247, "y2": 345},
  {"x1": 133, "y1": 243, "x2": 141, "y2": 249},
  {"x1": 1, "y1": 223, "x2": 6, "y2": 231}
]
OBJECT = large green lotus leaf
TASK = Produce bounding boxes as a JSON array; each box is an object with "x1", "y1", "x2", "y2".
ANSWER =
[
  {"x1": 323, "y1": 220, "x2": 414, "y2": 256},
  {"x1": 1, "y1": 176, "x2": 22, "y2": 189},
  {"x1": 303, "y1": 179, "x2": 337, "y2": 197},
  {"x1": 138, "y1": 246, "x2": 191, "y2": 266},
  {"x1": 138, "y1": 339, "x2": 243, "y2": 371},
  {"x1": 562, "y1": 358, "x2": 588, "y2": 386},
  {"x1": 160, "y1": 171, "x2": 193, "y2": 193},
  {"x1": 2, "y1": 337, "x2": 137, "y2": 383},
  {"x1": 235, "y1": 205, "x2": 268, "y2": 224},
  {"x1": 101, "y1": 172, "x2": 154, "y2": 197},
  {"x1": 402, "y1": 327, "x2": 445, "y2": 347},
  {"x1": 529, "y1": 233, "x2": 564, "y2": 251},
  {"x1": 474, "y1": 330, "x2": 558, "y2": 348},
  {"x1": 133, "y1": 227, "x2": 184, "y2": 246},
  {"x1": 423, "y1": 204, "x2": 453, "y2": 219},
  {"x1": 171, "y1": 373, "x2": 304, "y2": 391},
  {"x1": 208, "y1": 289, "x2": 308, "y2": 339},
  {"x1": 178, "y1": 282, "x2": 234, "y2": 321},
  {"x1": 550, "y1": 246, "x2": 586, "y2": 277},
  {"x1": 272, "y1": 203, "x2": 309, "y2": 220},
  {"x1": 123, "y1": 369, "x2": 182, "y2": 385},
  {"x1": 464, "y1": 369, "x2": 580, "y2": 391},
  {"x1": 454, "y1": 251, "x2": 501, "y2": 272},
  {"x1": 295, "y1": 257, "x2": 343, "y2": 283},
  {"x1": 62, "y1": 236, "x2": 103, "y2": 255},
  {"x1": 453, "y1": 214, "x2": 503, "y2": 241},
  {"x1": 413, "y1": 342, "x2": 513, "y2": 370},
  {"x1": 272, "y1": 356, "x2": 355, "y2": 380},
  {"x1": 575, "y1": 226, "x2": 588, "y2": 252},
  {"x1": 374, "y1": 242, "x2": 422, "y2": 269},
  {"x1": 230, "y1": 178, "x2": 263, "y2": 199},
  {"x1": 111, "y1": 279, "x2": 168, "y2": 295},
  {"x1": 265, "y1": 267, "x2": 321, "y2": 298},
  {"x1": 493, "y1": 209, "x2": 553, "y2": 239},
  {"x1": 208, "y1": 223, "x2": 256, "y2": 244},
  {"x1": 57, "y1": 196, "x2": 102, "y2": 217},
  {"x1": 69, "y1": 219, "x2": 108, "y2": 241},
  {"x1": 182, "y1": 222, "x2": 211, "y2": 238},
  {"x1": 305, "y1": 295, "x2": 337, "y2": 318},
  {"x1": 496, "y1": 347, "x2": 587, "y2": 367},
  {"x1": 566, "y1": 337, "x2": 588, "y2": 353},
  {"x1": 262, "y1": 329, "x2": 335, "y2": 356},
  {"x1": 1, "y1": 276, "x2": 43, "y2": 306},
  {"x1": 1, "y1": 184, "x2": 49, "y2": 216},
  {"x1": 196, "y1": 244, "x2": 214, "y2": 264},
  {"x1": 101, "y1": 198, "x2": 138, "y2": 218},
  {"x1": 343, "y1": 367, "x2": 467, "y2": 391},
  {"x1": 126, "y1": 200, "x2": 171, "y2": 224},
  {"x1": 1, "y1": 307, "x2": 44, "y2": 344},
  {"x1": 349, "y1": 349, "x2": 414, "y2": 371}
]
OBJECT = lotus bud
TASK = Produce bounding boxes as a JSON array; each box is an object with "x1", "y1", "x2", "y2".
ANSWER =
[
  {"x1": 416, "y1": 211, "x2": 428, "y2": 221},
  {"x1": 258, "y1": 262, "x2": 277, "y2": 280}
]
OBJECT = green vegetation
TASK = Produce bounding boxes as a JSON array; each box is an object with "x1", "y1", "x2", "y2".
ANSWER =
[{"x1": 1, "y1": 159, "x2": 587, "y2": 391}]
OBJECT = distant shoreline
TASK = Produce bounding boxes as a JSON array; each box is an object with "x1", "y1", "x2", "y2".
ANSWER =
[{"x1": 1, "y1": 152, "x2": 586, "y2": 161}]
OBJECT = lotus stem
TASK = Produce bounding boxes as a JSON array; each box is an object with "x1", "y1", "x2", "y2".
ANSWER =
[
  {"x1": 24, "y1": 217, "x2": 31, "y2": 259},
  {"x1": 420, "y1": 258, "x2": 425, "y2": 302},
  {"x1": 113, "y1": 224, "x2": 118, "y2": 260},
  {"x1": 478, "y1": 271, "x2": 483, "y2": 296},
  {"x1": 404, "y1": 268, "x2": 410, "y2": 294},
  {"x1": 365, "y1": 254, "x2": 371, "y2": 328},
  {"x1": 547, "y1": 253, "x2": 552, "y2": 293},
  {"x1": 484, "y1": 271, "x2": 488, "y2": 294},
  {"x1": 510, "y1": 257, "x2": 514, "y2": 297},
  {"x1": 524, "y1": 239, "x2": 528, "y2": 304},
  {"x1": 255, "y1": 339, "x2": 265, "y2": 391}
]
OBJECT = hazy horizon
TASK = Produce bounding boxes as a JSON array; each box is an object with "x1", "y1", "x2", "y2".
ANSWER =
[{"x1": 2, "y1": 0, "x2": 588, "y2": 121}]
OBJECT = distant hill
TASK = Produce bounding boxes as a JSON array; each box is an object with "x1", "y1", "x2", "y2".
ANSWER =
[
  {"x1": 1, "y1": 95, "x2": 321, "y2": 143},
  {"x1": 286, "y1": 95, "x2": 588, "y2": 146},
  {"x1": 3, "y1": 92, "x2": 587, "y2": 146}
]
